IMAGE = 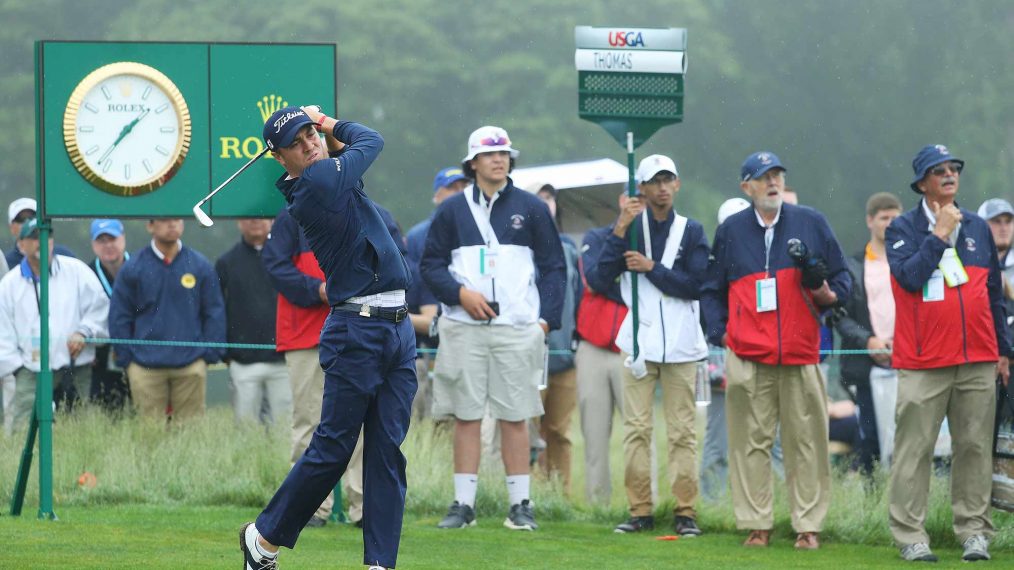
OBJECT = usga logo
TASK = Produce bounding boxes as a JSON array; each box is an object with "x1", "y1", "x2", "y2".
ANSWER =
[
  {"x1": 608, "y1": 31, "x2": 645, "y2": 47},
  {"x1": 219, "y1": 94, "x2": 288, "y2": 159}
]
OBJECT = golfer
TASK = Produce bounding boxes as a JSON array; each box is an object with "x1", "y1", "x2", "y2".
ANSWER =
[{"x1": 240, "y1": 105, "x2": 416, "y2": 570}]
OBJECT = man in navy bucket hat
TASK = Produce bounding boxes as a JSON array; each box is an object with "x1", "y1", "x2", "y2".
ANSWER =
[
  {"x1": 240, "y1": 105, "x2": 415, "y2": 570},
  {"x1": 909, "y1": 144, "x2": 964, "y2": 193},
  {"x1": 885, "y1": 143, "x2": 1008, "y2": 562}
]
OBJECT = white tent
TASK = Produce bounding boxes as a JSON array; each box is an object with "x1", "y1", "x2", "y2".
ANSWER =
[{"x1": 511, "y1": 158, "x2": 629, "y2": 236}]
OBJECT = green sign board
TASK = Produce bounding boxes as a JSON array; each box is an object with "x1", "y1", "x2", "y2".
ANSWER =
[
  {"x1": 574, "y1": 26, "x2": 686, "y2": 149},
  {"x1": 37, "y1": 41, "x2": 336, "y2": 219}
]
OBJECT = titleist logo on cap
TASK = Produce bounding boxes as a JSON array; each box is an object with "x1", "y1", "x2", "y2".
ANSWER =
[{"x1": 274, "y1": 110, "x2": 305, "y2": 133}]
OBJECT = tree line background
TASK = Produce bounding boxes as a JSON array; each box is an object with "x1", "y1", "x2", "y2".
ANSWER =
[{"x1": 1, "y1": 0, "x2": 1012, "y2": 261}]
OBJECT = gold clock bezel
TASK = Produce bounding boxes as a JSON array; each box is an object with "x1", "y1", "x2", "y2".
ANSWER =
[{"x1": 63, "y1": 61, "x2": 192, "y2": 197}]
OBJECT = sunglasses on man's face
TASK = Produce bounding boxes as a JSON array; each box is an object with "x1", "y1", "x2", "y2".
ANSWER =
[
  {"x1": 929, "y1": 161, "x2": 963, "y2": 177},
  {"x1": 13, "y1": 214, "x2": 34, "y2": 224}
]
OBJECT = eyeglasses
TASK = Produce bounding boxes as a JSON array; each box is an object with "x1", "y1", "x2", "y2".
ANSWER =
[
  {"x1": 13, "y1": 214, "x2": 34, "y2": 224},
  {"x1": 929, "y1": 161, "x2": 963, "y2": 177},
  {"x1": 479, "y1": 135, "x2": 510, "y2": 147}
]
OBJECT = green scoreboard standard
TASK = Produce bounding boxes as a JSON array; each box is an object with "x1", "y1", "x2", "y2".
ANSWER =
[{"x1": 37, "y1": 41, "x2": 336, "y2": 219}]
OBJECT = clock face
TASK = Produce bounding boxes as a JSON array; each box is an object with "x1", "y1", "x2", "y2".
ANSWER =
[{"x1": 64, "y1": 62, "x2": 191, "y2": 196}]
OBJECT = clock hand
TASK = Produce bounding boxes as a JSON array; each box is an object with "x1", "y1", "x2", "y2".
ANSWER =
[{"x1": 98, "y1": 108, "x2": 151, "y2": 164}]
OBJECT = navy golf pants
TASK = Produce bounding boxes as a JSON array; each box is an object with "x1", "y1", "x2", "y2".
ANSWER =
[{"x1": 256, "y1": 311, "x2": 417, "y2": 568}]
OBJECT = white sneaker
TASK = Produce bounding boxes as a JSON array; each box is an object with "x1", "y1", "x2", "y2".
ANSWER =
[
  {"x1": 899, "y1": 542, "x2": 937, "y2": 562},
  {"x1": 962, "y1": 535, "x2": 990, "y2": 561}
]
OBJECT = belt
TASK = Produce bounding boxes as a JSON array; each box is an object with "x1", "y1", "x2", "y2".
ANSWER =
[{"x1": 331, "y1": 302, "x2": 409, "y2": 323}]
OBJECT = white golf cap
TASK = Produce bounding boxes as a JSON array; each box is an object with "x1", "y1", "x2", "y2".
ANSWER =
[
  {"x1": 717, "y1": 197, "x2": 751, "y2": 224},
  {"x1": 8, "y1": 197, "x2": 36, "y2": 224},
  {"x1": 977, "y1": 198, "x2": 1014, "y2": 221},
  {"x1": 463, "y1": 126, "x2": 519, "y2": 162},
  {"x1": 636, "y1": 154, "x2": 679, "y2": 183}
]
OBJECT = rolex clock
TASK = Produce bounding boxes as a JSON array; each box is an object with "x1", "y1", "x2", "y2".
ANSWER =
[{"x1": 63, "y1": 62, "x2": 191, "y2": 196}]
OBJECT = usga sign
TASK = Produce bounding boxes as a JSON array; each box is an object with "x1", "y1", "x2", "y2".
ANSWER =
[
  {"x1": 574, "y1": 25, "x2": 687, "y2": 148},
  {"x1": 574, "y1": 26, "x2": 687, "y2": 74}
]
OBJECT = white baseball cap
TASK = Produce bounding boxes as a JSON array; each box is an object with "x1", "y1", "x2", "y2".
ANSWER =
[
  {"x1": 463, "y1": 126, "x2": 519, "y2": 162},
  {"x1": 717, "y1": 197, "x2": 751, "y2": 224},
  {"x1": 636, "y1": 154, "x2": 679, "y2": 183},
  {"x1": 8, "y1": 197, "x2": 36, "y2": 224}
]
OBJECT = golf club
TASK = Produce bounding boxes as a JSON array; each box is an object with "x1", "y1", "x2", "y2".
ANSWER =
[{"x1": 192, "y1": 146, "x2": 270, "y2": 227}]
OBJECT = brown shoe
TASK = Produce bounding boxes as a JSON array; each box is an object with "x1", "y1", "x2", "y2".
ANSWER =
[
  {"x1": 743, "y1": 529, "x2": 771, "y2": 547},
  {"x1": 794, "y1": 532, "x2": 820, "y2": 550}
]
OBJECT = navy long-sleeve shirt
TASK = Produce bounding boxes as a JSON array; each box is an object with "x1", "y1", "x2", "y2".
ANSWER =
[{"x1": 276, "y1": 120, "x2": 410, "y2": 304}]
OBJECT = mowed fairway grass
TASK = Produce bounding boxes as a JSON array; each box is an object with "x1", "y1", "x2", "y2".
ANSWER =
[
  {"x1": 0, "y1": 504, "x2": 991, "y2": 569},
  {"x1": 2, "y1": 407, "x2": 1012, "y2": 568}
]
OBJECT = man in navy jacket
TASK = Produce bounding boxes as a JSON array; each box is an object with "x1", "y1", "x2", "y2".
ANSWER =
[
  {"x1": 241, "y1": 106, "x2": 414, "y2": 570},
  {"x1": 701, "y1": 152, "x2": 850, "y2": 550},
  {"x1": 885, "y1": 144, "x2": 1010, "y2": 563},
  {"x1": 109, "y1": 218, "x2": 225, "y2": 421}
]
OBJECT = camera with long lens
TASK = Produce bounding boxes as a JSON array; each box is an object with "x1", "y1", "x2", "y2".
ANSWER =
[
  {"x1": 786, "y1": 238, "x2": 846, "y2": 325},
  {"x1": 786, "y1": 238, "x2": 827, "y2": 289}
]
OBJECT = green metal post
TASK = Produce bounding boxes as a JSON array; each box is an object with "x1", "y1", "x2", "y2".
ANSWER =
[
  {"x1": 626, "y1": 132, "x2": 640, "y2": 361},
  {"x1": 34, "y1": 40, "x2": 56, "y2": 520},
  {"x1": 37, "y1": 221, "x2": 56, "y2": 520},
  {"x1": 9, "y1": 408, "x2": 38, "y2": 515}
]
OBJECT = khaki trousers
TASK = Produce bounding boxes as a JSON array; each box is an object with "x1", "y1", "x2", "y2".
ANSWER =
[
  {"x1": 622, "y1": 357, "x2": 698, "y2": 517},
  {"x1": 575, "y1": 342, "x2": 626, "y2": 504},
  {"x1": 12, "y1": 366, "x2": 92, "y2": 428},
  {"x1": 127, "y1": 360, "x2": 206, "y2": 421},
  {"x1": 888, "y1": 363, "x2": 995, "y2": 546},
  {"x1": 285, "y1": 348, "x2": 364, "y2": 522},
  {"x1": 725, "y1": 350, "x2": 830, "y2": 532},
  {"x1": 540, "y1": 367, "x2": 577, "y2": 494}
]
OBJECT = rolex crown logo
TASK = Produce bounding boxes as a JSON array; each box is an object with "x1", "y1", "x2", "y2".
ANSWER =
[{"x1": 257, "y1": 95, "x2": 289, "y2": 123}]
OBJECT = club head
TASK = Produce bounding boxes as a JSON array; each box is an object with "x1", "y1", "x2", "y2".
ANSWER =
[{"x1": 192, "y1": 204, "x2": 214, "y2": 227}]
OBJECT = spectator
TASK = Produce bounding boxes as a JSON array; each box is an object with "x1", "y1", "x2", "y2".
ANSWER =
[
  {"x1": 6, "y1": 198, "x2": 75, "y2": 268},
  {"x1": 702, "y1": 151, "x2": 850, "y2": 550},
  {"x1": 979, "y1": 197, "x2": 1014, "y2": 362},
  {"x1": 0, "y1": 219, "x2": 108, "y2": 428},
  {"x1": 263, "y1": 206, "x2": 364, "y2": 528},
  {"x1": 699, "y1": 197, "x2": 751, "y2": 501},
  {"x1": 216, "y1": 218, "x2": 291, "y2": 426},
  {"x1": 529, "y1": 182, "x2": 582, "y2": 495},
  {"x1": 977, "y1": 198, "x2": 1014, "y2": 288},
  {"x1": 834, "y1": 192, "x2": 902, "y2": 475},
  {"x1": 587, "y1": 154, "x2": 710, "y2": 536},
  {"x1": 405, "y1": 166, "x2": 470, "y2": 418},
  {"x1": 423, "y1": 125, "x2": 565, "y2": 531},
  {"x1": 87, "y1": 219, "x2": 131, "y2": 411},
  {"x1": 108, "y1": 218, "x2": 225, "y2": 422},
  {"x1": 886, "y1": 145, "x2": 1009, "y2": 562}
]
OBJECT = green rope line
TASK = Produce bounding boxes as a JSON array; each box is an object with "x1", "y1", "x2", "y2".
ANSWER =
[{"x1": 82, "y1": 337, "x2": 891, "y2": 356}]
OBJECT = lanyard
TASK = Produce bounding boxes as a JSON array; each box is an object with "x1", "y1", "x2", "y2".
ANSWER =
[
  {"x1": 93, "y1": 252, "x2": 129, "y2": 297},
  {"x1": 763, "y1": 225, "x2": 774, "y2": 276}
]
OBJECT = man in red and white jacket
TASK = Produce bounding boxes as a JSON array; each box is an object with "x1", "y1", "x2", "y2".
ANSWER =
[
  {"x1": 702, "y1": 152, "x2": 850, "y2": 550},
  {"x1": 885, "y1": 144, "x2": 1011, "y2": 563}
]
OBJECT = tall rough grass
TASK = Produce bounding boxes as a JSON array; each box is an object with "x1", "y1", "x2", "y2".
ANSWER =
[{"x1": 1, "y1": 406, "x2": 1010, "y2": 548}]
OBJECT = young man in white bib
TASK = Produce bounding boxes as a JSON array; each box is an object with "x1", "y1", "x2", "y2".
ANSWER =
[{"x1": 590, "y1": 154, "x2": 710, "y2": 537}]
